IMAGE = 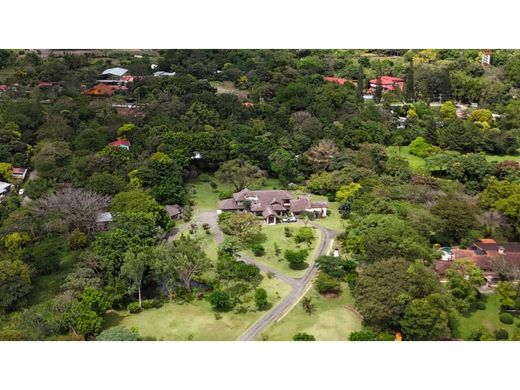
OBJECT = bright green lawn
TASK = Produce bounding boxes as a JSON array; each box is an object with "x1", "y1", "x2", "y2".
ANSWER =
[
  {"x1": 484, "y1": 149, "x2": 520, "y2": 163},
  {"x1": 260, "y1": 283, "x2": 363, "y2": 341},
  {"x1": 103, "y1": 274, "x2": 291, "y2": 341},
  {"x1": 241, "y1": 222, "x2": 323, "y2": 278},
  {"x1": 311, "y1": 195, "x2": 345, "y2": 232},
  {"x1": 386, "y1": 145, "x2": 428, "y2": 173},
  {"x1": 457, "y1": 294, "x2": 518, "y2": 340}
]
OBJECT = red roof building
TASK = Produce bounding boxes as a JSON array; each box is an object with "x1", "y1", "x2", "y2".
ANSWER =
[
  {"x1": 369, "y1": 75, "x2": 404, "y2": 91},
  {"x1": 324, "y1": 76, "x2": 355, "y2": 86},
  {"x1": 82, "y1": 84, "x2": 114, "y2": 96},
  {"x1": 109, "y1": 139, "x2": 131, "y2": 149}
]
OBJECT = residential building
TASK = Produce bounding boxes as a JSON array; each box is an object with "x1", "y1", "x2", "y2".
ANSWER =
[
  {"x1": 11, "y1": 167, "x2": 28, "y2": 180},
  {"x1": 95, "y1": 212, "x2": 113, "y2": 231},
  {"x1": 0, "y1": 181, "x2": 11, "y2": 198},
  {"x1": 109, "y1": 139, "x2": 131, "y2": 150},
  {"x1": 324, "y1": 76, "x2": 355, "y2": 86},
  {"x1": 218, "y1": 188, "x2": 327, "y2": 224},
  {"x1": 165, "y1": 204, "x2": 184, "y2": 220},
  {"x1": 369, "y1": 75, "x2": 404, "y2": 91}
]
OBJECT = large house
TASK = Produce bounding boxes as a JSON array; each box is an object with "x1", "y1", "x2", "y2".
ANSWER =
[
  {"x1": 369, "y1": 75, "x2": 404, "y2": 92},
  {"x1": 218, "y1": 188, "x2": 327, "y2": 224},
  {"x1": 436, "y1": 238, "x2": 520, "y2": 285}
]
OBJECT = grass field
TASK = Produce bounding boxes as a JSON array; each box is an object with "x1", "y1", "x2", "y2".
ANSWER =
[
  {"x1": 103, "y1": 273, "x2": 291, "y2": 341},
  {"x1": 311, "y1": 195, "x2": 345, "y2": 232},
  {"x1": 386, "y1": 145, "x2": 428, "y2": 173},
  {"x1": 484, "y1": 149, "x2": 520, "y2": 163},
  {"x1": 260, "y1": 283, "x2": 363, "y2": 341},
  {"x1": 457, "y1": 294, "x2": 518, "y2": 340},
  {"x1": 241, "y1": 222, "x2": 322, "y2": 278}
]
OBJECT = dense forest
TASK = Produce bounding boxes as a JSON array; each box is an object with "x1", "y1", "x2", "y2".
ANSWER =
[{"x1": 1, "y1": 49, "x2": 520, "y2": 341}]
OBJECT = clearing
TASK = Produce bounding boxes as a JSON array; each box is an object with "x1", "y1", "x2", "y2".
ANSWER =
[{"x1": 259, "y1": 283, "x2": 363, "y2": 341}]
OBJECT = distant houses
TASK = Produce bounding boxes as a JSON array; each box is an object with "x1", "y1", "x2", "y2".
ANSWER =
[
  {"x1": 324, "y1": 76, "x2": 355, "y2": 86},
  {"x1": 369, "y1": 75, "x2": 404, "y2": 92},
  {"x1": 165, "y1": 204, "x2": 184, "y2": 220},
  {"x1": 82, "y1": 84, "x2": 114, "y2": 96},
  {"x1": 109, "y1": 139, "x2": 131, "y2": 150}
]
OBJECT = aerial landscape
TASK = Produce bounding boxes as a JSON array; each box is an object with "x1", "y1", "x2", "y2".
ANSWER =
[{"x1": 2, "y1": 48, "x2": 520, "y2": 341}]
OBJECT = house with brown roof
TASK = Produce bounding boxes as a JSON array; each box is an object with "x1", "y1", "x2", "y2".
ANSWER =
[
  {"x1": 435, "y1": 238, "x2": 520, "y2": 285},
  {"x1": 218, "y1": 188, "x2": 327, "y2": 224},
  {"x1": 165, "y1": 204, "x2": 184, "y2": 220}
]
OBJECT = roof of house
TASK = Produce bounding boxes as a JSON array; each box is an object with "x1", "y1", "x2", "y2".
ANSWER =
[
  {"x1": 165, "y1": 204, "x2": 183, "y2": 217},
  {"x1": 154, "y1": 71, "x2": 176, "y2": 77},
  {"x1": 289, "y1": 196, "x2": 312, "y2": 213},
  {"x1": 102, "y1": 67, "x2": 128, "y2": 77},
  {"x1": 96, "y1": 212, "x2": 113, "y2": 223},
  {"x1": 448, "y1": 240, "x2": 520, "y2": 273},
  {"x1": 0, "y1": 181, "x2": 11, "y2": 191},
  {"x1": 12, "y1": 167, "x2": 27, "y2": 175},
  {"x1": 369, "y1": 75, "x2": 404, "y2": 90},
  {"x1": 232, "y1": 189, "x2": 293, "y2": 202},
  {"x1": 38, "y1": 82, "x2": 54, "y2": 88},
  {"x1": 109, "y1": 139, "x2": 131, "y2": 148},
  {"x1": 82, "y1": 83, "x2": 114, "y2": 96},
  {"x1": 218, "y1": 198, "x2": 244, "y2": 210},
  {"x1": 116, "y1": 107, "x2": 145, "y2": 117}
]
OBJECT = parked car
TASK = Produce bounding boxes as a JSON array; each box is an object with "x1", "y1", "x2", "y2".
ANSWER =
[
  {"x1": 285, "y1": 216, "x2": 297, "y2": 223},
  {"x1": 18, "y1": 188, "x2": 24, "y2": 196}
]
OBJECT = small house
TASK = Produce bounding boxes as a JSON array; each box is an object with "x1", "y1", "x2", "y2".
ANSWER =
[
  {"x1": 369, "y1": 75, "x2": 404, "y2": 92},
  {"x1": 95, "y1": 212, "x2": 113, "y2": 231},
  {"x1": 11, "y1": 167, "x2": 28, "y2": 180},
  {"x1": 324, "y1": 76, "x2": 355, "y2": 86},
  {"x1": 82, "y1": 84, "x2": 114, "y2": 96},
  {"x1": 0, "y1": 181, "x2": 12, "y2": 198}
]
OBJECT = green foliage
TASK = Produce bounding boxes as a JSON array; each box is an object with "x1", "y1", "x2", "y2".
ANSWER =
[
  {"x1": 294, "y1": 227, "x2": 315, "y2": 245},
  {"x1": 293, "y1": 332, "x2": 316, "y2": 341},
  {"x1": 338, "y1": 202, "x2": 352, "y2": 219},
  {"x1": 497, "y1": 281, "x2": 517, "y2": 311},
  {"x1": 495, "y1": 328, "x2": 509, "y2": 340},
  {"x1": 207, "y1": 290, "x2": 232, "y2": 312},
  {"x1": 315, "y1": 272, "x2": 341, "y2": 295},
  {"x1": 23, "y1": 178, "x2": 53, "y2": 199},
  {"x1": 219, "y1": 212, "x2": 261, "y2": 244},
  {"x1": 87, "y1": 172, "x2": 127, "y2": 195},
  {"x1": 29, "y1": 235, "x2": 67, "y2": 275},
  {"x1": 316, "y1": 255, "x2": 357, "y2": 279},
  {"x1": 68, "y1": 229, "x2": 88, "y2": 250},
  {"x1": 218, "y1": 190, "x2": 233, "y2": 200},
  {"x1": 215, "y1": 158, "x2": 265, "y2": 192},
  {"x1": 254, "y1": 288, "x2": 269, "y2": 310},
  {"x1": 408, "y1": 136, "x2": 440, "y2": 158},
  {"x1": 335, "y1": 182, "x2": 362, "y2": 203},
  {"x1": 284, "y1": 249, "x2": 308, "y2": 269},
  {"x1": 499, "y1": 312, "x2": 514, "y2": 325},
  {"x1": 0, "y1": 259, "x2": 31, "y2": 313},
  {"x1": 251, "y1": 243, "x2": 265, "y2": 257},
  {"x1": 97, "y1": 326, "x2": 140, "y2": 341},
  {"x1": 127, "y1": 302, "x2": 142, "y2": 314},
  {"x1": 349, "y1": 330, "x2": 394, "y2": 341}
]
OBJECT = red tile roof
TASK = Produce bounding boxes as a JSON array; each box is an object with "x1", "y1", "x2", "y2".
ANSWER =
[
  {"x1": 369, "y1": 75, "x2": 404, "y2": 91},
  {"x1": 324, "y1": 76, "x2": 351, "y2": 85},
  {"x1": 109, "y1": 139, "x2": 131, "y2": 148},
  {"x1": 82, "y1": 84, "x2": 114, "y2": 96}
]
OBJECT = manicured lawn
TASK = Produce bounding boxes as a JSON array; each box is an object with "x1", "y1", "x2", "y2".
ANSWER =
[
  {"x1": 240, "y1": 222, "x2": 323, "y2": 278},
  {"x1": 457, "y1": 294, "x2": 517, "y2": 340},
  {"x1": 260, "y1": 283, "x2": 363, "y2": 341},
  {"x1": 311, "y1": 195, "x2": 345, "y2": 232},
  {"x1": 103, "y1": 273, "x2": 291, "y2": 341},
  {"x1": 484, "y1": 148, "x2": 520, "y2": 163},
  {"x1": 387, "y1": 145, "x2": 428, "y2": 173}
]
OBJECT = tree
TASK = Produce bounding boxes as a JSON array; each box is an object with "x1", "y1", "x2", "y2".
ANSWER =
[
  {"x1": 440, "y1": 101, "x2": 457, "y2": 120},
  {"x1": 307, "y1": 139, "x2": 338, "y2": 172},
  {"x1": 293, "y1": 332, "x2": 316, "y2": 341},
  {"x1": 87, "y1": 172, "x2": 127, "y2": 196},
  {"x1": 152, "y1": 236, "x2": 210, "y2": 292},
  {"x1": 404, "y1": 58, "x2": 415, "y2": 102},
  {"x1": 254, "y1": 288, "x2": 269, "y2": 310},
  {"x1": 497, "y1": 281, "x2": 517, "y2": 310},
  {"x1": 445, "y1": 259, "x2": 485, "y2": 313},
  {"x1": 431, "y1": 198, "x2": 478, "y2": 245},
  {"x1": 31, "y1": 141, "x2": 72, "y2": 180},
  {"x1": 301, "y1": 297, "x2": 315, "y2": 315},
  {"x1": 207, "y1": 290, "x2": 232, "y2": 311},
  {"x1": 294, "y1": 227, "x2": 315, "y2": 246},
  {"x1": 316, "y1": 255, "x2": 357, "y2": 278},
  {"x1": 338, "y1": 202, "x2": 352, "y2": 219},
  {"x1": 401, "y1": 294, "x2": 458, "y2": 341},
  {"x1": 215, "y1": 158, "x2": 265, "y2": 192},
  {"x1": 335, "y1": 182, "x2": 362, "y2": 203},
  {"x1": 121, "y1": 251, "x2": 148, "y2": 308},
  {"x1": 35, "y1": 187, "x2": 111, "y2": 235},
  {"x1": 219, "y1": 212, "x2": 262, "y2": 244},
  {"x1": 408, "y1": 136, "x2": 440, "y2": 158},
  {"x1": 268, "y1": 148, "x2": 300, "y2": 185},
  {"x1": 356, "y1": 64, "x2": 364, "y2": 101},
  {"x1": 0, "y1": 260, "x2": 31, "y2": 313},
  {"x1": 111, "y1": 190, "x2": 168, "y2": 227},
  {"x1": 374, "y1": 65, "x2": 383, "y2": 103},
  {"x1": 63, "y1": 288, "x2": 110, "y2": 337},
  {"x1": 284, "y1": 249, "x2": 308, "y2": 269}
]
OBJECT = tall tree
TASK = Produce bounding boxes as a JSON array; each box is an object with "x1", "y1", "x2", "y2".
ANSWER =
[
  {"x1": 356, "y1": 64, "x2": 364, "y2": 102},
  {"x1": 374, "y1": 64, "x2": 383, "y2": 103},
  {"x1": 121, "y1": 251, "x2": 148, "y2": 308},
  {"x1": 405, "y1": 58, "x2": 415, "y2": 102},
  {"x1": 215, "y1": 158, "x2": 266, "y2": 192}
]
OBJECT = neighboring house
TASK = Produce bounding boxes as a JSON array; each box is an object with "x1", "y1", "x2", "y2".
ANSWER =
[
  {"x1": 96, "y1": 212, "x2": 113, "y2": 231},
  {"x1": 369, "y1": 75, "x2": 404, "y2": 91},
  {"x1": 218, "y1": 188, "x2": 327, "y2": 224},
  {"x1": 435, "y1": 238, "x2": 520, "y2": 284},
  {"x1": 101, "y1": 67, "x2": 129, "y2": 78},
  {"x1": 153, "y1": 71, "x2": 176, "y2": 77},
  {"x1": 82, "y1": 83, "x2": 114, "y2": 96},
  {"x1": 116, "y1": 107, "x2": 145, "y2": 117},
  {"x1": 0, "y1": 181, "x2": 12, "y2": 198},
  {"x1": 165, "y1": 204, "x2": 184, "y2": 220},
  {"x1": 11, "y1": 167, "x2": 28, "y2": 180},
  {"x1": 109, "y1": 139, "x2": 131, "y2": 150}
]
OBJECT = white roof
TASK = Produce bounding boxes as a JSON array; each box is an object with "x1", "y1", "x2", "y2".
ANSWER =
[
  {"x1": 0, "y1": 181, "x2": 11, "y2": 191},
  {"x1": 101, "y1": 67, "x2": 128, "y2": 77},
  {"x1": 153, "y1": 71, "x2": 176, "y2": 77},
  {"x1": 96, "y1": 212, "x2": 113, "y2": 223}
]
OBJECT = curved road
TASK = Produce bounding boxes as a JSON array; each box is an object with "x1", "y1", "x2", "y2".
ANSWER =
[{"x1": 170, "y1": 211, "x2": 337, "y2": 341}]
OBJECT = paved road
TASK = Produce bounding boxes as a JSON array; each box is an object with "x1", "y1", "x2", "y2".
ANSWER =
[
  {"x1": 239, "y1": 222, "x2": 335, "y2": 341},
  {"x1": 169, "y1": 211, "x2": 337, "y2": 341}
]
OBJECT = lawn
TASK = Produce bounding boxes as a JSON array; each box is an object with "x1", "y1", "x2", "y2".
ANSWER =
[
  {"x1": 103, "y1": 273, "x2": 291, "y2": 341},
  {"x1": 310, "y1": 195, "x2": 345, "y2": 232},
  {"x1": 386, "y1": 145, "x2": 428, "y2": 173},
  {"x1": 259, "y1": 283, "x2": 363, "y2": 341},
  {"x1": 240, "y1": 222, "x2": 323, "y2": 278},
  {"x1": 484, "y1": 148, "x2": 520, "y2": 163},
  {"x1": 457, "y1": 294, "x2": 518, "y2": 340}
]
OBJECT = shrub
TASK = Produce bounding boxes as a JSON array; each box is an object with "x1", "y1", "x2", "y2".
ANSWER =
[
  {"x1": 208, "y1": 290, "x2": 232, "y2": 312},
  {"x1": 476, "y1": 301, "x2": 486, "y2": 310},
  {"x1": 284, "y1": 226, "x2": 292, "y2": 237},
  {"x1": 251, "y1": 243, "x2": 265, "y2": 257},
  {"x1": 254, "y1": 288, "x2": 269, "y2": 310},
  {"x1": 218, "y1": 190, "x2": 233, "y2": 200},
  {"x1": 68, "y1": 229, "x2": 88, "y2": 250},
  {"x1": 500, "y1": 312, "x2": 514, "y2": 325},
  {"x1": 349, "y1": 331, "x2": 377, "y2": 341},
  {"x1": 327, "y1": 193, "x2": 336, "y2": 202},
  {"x1": 495, "y1": 328, "x2": 509, "y2": 340},
  {"x1": 274, "y1": 242, "x2": 281, "y2": 256},
  {"x1": 293, "y1": 332, "x2": 316, "y2": 341},
  {"x1": 284, "y1": 249, "x2": 308, "y2": 269},
  {"x1": 315, "y1": 272, "x2": 341, "y2": 295},
  {"x1": 294, "y1": 227, "x2": 315, "y2": 245},
  {"x1": 142, "y1": 299, "x2": 163, "y2": 310},
  {"x1": 97, "y1": 326, "x2": 139, "y2": 341},
  {"x1": 209, "y1": 181, "x2": 218, "y2": 191},
  {"x1": 339, "y1": 202, "x2": 352, "y2": 219},
  {"x1": 127, "y1": 302, "x2": 141, "y2": 314}
]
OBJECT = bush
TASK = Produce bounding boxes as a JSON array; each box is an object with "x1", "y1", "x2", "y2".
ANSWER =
[
  {"x1": 218, "y1": 191, "x2": 233, "y2": 200},
  {"x1": 293, "y1": 332, "x2": 316, "y2": 341},
  {"x1": 254, "y1": 288, "x2": 269, "y2": 310},
  {"x1": 251, "y1": 243, "x2": 265, "y2": 257},
  {"x1": 127, "y1": 302, "x2": 141, "y2": 314},
  {"x1": 500, "y1": 312, "x2": 514, "y2": 325},
  {"x1": 349, "y1": 331, "x2": 376, "y2": 341},
  {"x1": 284, "y1": 226, "x2": 292, "y2": 237},
  {"x1": 274, "y1": 242, "x2": 281, "y2": 256},
  {"x1": 327, "y1": 193, "x2": 336, "y2": 202},
  {"x1": 495, "y1": 328, "x2": 509, "y2": 340},
  {"x1": 142, "y1": 299, "x2": 163, "y2": 310},
  {"x1": 339, "y1": 202, "x2": 352, "y2": 219},
  {"x1": 315, "y1": 272, "x2": 341, "y2": 295},
  {"x1": 68, "y1": 229, "x2": 88, "y2": 250},
  {"x1": 284, "y1": 249, "x2": 308, "y2": 269},
  {"x1": 294, "y1": 227, "x2": 315, "y2": 245},
  {"x1": 208, "y1": 290, "x2": 232, "y2": 311},
  {"x1": 97, "y1": 326, "x2": 139, "y2": 341},
  {"x1": 476, "y1": 301, "x2": 486, "y2": 310}
]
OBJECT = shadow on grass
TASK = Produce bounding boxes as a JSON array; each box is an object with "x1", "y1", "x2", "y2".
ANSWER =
[
  {"x1": 103, "y1": 310, "x2": 126, "y2": 329},
  {"x1": 289, "y1": 262, "x2": 309, "y2": 271}
]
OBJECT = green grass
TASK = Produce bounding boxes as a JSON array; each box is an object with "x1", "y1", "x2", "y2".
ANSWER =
[
  {"x1": 26, "y1": 270, "x2": 69, "y2": 306},
  {"x1": 387, "y1": 145, "x2": 428, "y2": 173},
  {"x1": 484, "y1": 148, "x2": 520, "y2": 163},
  {"x1": 260, "y1": 283, "x2": 363, "y2": 341},
  {"x1": 241, "y1": 222, "x2": 323, "y2": 278},
  {"x1": 457, "y1": 294, "x2": 518, "y2": 340},
  {"x1": 311, "y1": 195, "x2": 345, "y2": 232},
  {"x1": 103, "y1": 273, "x2": 291, "y2": 341}
]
